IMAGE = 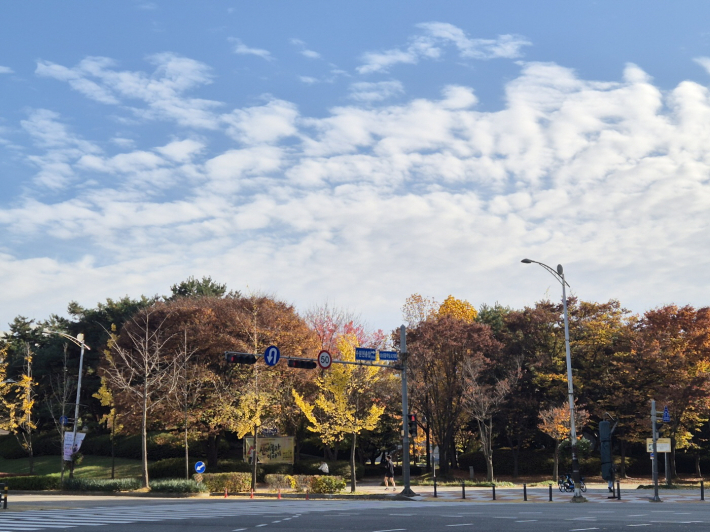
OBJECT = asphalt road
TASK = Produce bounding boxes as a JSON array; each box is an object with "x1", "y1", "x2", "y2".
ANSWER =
[{"x1": 2, "y1": 499, "x2": 710, "y2": 531}]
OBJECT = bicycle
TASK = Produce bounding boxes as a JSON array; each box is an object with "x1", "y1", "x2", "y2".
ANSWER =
[{"x1": 558, "y1": 474, "x2": 587, "y2": 492}]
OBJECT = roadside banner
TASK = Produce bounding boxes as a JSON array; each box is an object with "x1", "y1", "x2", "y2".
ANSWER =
[
  {"x1": 243, "y1": 436, "x2": 294, "y2": 464},
  {"x1": 63, "y1": 432, "x2": 86, "y2": 460}
]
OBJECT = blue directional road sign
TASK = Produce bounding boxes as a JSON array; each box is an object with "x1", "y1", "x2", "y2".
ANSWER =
[
  {"x1": 378, "y1": 350, "x2": 398, "y2": 361},
  {"x1": 662, "y1": 406, "x2": 671, "y2": 423},
  {"x1": 59, "y1": 415, "x2": 69, "y2": 426},
  {"x1": 195, "y1": 461, "x2": 206, "y2": 474},
  {"x1": 355, "y1": 347, "x2": 376, "y2": 361},
  {"x1": 264, "y1": 345, "x2": 281, "y2": 366}
]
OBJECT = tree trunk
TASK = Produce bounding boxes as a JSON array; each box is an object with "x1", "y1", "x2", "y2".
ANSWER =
[
  {"x1": 620, "y1": 439, "x2": 627, "y2": 478},
  {"x1": 207, "y1": 433, "x2": 219, "y2": 468},
  {"x1": 28, "y1": 442, "x2": 34, "y2": 475},
  {"x1": 425, "y1": 423, "x2": 431, "y2": 473},
  {"x1": 142, "y1": 388, "x2": 149, "y2": 488},
  {"x1": 512, "y1": 439, "x2": 521, "y2": 479},
  {"x1": 111, "y1": 426, "x2": 115, "y2": 480},
  {"x1": 670, "y1": 437, "x2": 677, "y2": 478},
  {"x1": 350, "y1": 432, "x2": 357, "y2": 493},
  {"x1": 184, "y1": 422, "x2": 189, "y2": 480},
  {"x1": 696, "y1": 453, "x2": 702, "y2": 478},
  {"x1": 553, "y1": 439, "x2": 559, "y2": 480}
]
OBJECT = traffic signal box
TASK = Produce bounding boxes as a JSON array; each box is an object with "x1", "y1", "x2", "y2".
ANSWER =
[
  {"x1": 225, "y1": 353, "x2": 257, "y2": 364},
  {"x1": 288, "y1": 359, "x2": 317, "y2": 369},
  {"x1": 408, "y1": 414, "x2": 417, "y2": 437},
  {"x1": 600, "y1": 420, "x2": 613, "y2": 481}
]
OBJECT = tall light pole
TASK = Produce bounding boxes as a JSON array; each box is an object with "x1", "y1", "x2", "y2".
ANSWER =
[
  {"x1": 521, "y1": 259, "x2": 585, "y2": 501},
  {"x1": 43, "y1": 329, "x2": 90, "y2": 476}
]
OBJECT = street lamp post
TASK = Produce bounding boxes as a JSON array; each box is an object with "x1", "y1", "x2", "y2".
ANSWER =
[
  {"x1": 43, "y1": 329, "x2": 90, "y2": 479},
  {"x1": 521, "y1": 259, "x2": 585, "y2": 501}
]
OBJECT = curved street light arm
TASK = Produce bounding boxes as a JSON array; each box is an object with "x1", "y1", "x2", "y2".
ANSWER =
[
  {"x1": 520, "y1": 259, "x2": 571, "y2": 288},
  {"x1": 43, "y1": 329, "x2": 91, "y2": 350}
]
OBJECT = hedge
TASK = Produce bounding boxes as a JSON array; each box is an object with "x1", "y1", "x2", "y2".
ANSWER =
[
  {"x1": 197, "y1": 472, "x2": 252, "y2": 493},
  {"x1": 0, "y1": 475, "x2": 61, "y2": 490},
  {"x1": 63, "y1": 478, "x2": 141, "y2": 492},
  {"x1": 149, "y1": 457, "x2": 188, "y2": 479},
  {"x1": 310, "y1": 476, "x2": 345, "y2": 493},
  {"x1": 150, "y1": 479, "x2": 208, "y2": 493}
]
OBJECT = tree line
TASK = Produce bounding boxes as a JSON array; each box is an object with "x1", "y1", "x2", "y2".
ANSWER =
[{"x1": 0, "y1": 277, "x2": 708, "y2": 488}]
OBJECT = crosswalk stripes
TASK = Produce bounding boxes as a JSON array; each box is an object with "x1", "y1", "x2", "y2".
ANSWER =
[{"x1": 0, "y1": 502, "x2": 299, "y2": 531}]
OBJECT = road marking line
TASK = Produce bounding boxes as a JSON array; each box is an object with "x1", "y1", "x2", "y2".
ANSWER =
[
  {"x1": 445, "y1": 525, "x2": 472, "y2": 528},
  {"x1": 256, "y1": 525, "x2": 268, "y2": 528},
  {"x1": 627, "y1": 525, "x2": 651, "y2": 527},
  {"x1": 570, "y1": 528, "x2": 599, "y2": 531},
  {"x1": 515, "y1": 520, "x2": 538, "y2": 522},
  {"x1": 372, "y1": 529, "x2": 406, "y2": 532},
  {"x1": 232, "y1": 529, "x2": 247, "y2": 531}
]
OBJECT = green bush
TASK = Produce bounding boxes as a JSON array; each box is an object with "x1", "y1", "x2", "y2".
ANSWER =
[
  {"x1": 213, "y1": 459, "x2": 252, "y2": 473},
  {"x1": 294, "y1": 459, "x2": 363, "y2": 479},
  {"x1": 310, "y1": 476, "x2": 345, "y2": 494},
  {"x1": 0, "y1": 475, "x2": 61, "y2": 490},
  {"x1": 198, "y1": 472, "x2": 251, "y2": 493},
  {"x1": 150, "y1": 479, "x2": 208, "y2": 493},
  {"x1": 293, "y1": 475, "x2": 316, "y2": 492},
  {"x1": 265, "y1": 474, "x2": 296, "y2": 490},
  {"x1": 149, "y1": 457, "x2": 188, "y2": 479},
  {"x1": 63, "y1": 478, "x2": 141, "y2": 492}
]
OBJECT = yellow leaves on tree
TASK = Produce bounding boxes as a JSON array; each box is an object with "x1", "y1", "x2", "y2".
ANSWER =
[
  {"x1": 402, "y1": 294, "x2": 439, "y2": 327},
  {"x1": 293, "y1": 334, "x2": 385, "y2": 445},
  {"x1": 437, "y1": 295, "x2": 478, "y2": 323},
  {"x1": 538, "y1": 402, "x2": 590, "y2": 479}
]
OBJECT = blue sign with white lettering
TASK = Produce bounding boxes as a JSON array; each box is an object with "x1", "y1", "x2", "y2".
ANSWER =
[
  {"x1": 378, "y1": 350, "x2": 398, "y2": 361},
  {"x1": 662, "y1": 406, "x2": 671, "y2": 423},
  {"x1": 59, "y1": 415, "x2": 69, "y2": 426},
  {"x1": 355, "y1": 347, "x2": 376, "y2": 361},
  {"x1": 264, "y1": 345, "x2": 281, "y2": 366},
  {"x1": 195, "y1": 461, "x2": 206, "y2": 473}
]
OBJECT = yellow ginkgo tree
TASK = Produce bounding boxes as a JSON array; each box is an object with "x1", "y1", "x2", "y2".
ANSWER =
[
  {"x1": 7, "y1": 343, "x2": 37, "y2": 474},
  {"x1": 293, "y1": 334, "x2": 386, "y2": 492}
]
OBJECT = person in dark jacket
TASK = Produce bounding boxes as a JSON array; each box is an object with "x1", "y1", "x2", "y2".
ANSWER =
[{"x1": 383, "y1": 454, "x2": 395, "y2": 490}]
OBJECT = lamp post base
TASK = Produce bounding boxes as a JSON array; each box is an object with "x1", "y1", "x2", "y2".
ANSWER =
[
  {"x1": 570, "y1": 495, "x2": 588, "y2": 503},
  {"x1": 400, "y1": 487, "x2": 418, "y2": 497}
]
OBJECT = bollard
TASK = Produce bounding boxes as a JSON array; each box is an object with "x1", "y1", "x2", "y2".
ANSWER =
[
  {"x1": 549, "y1": 484, "x2": 552, "y2": 502},
  {"x1": 492, "y1": 484, "x2": 496, "y2": 501},
  {"x1": 702, "y1": 480, "x2": 705, "y2": 501},
  {"x1": 224, "y1": 487, "x2": 228, "y2": 498},
  {"x1": 1, "y1": 484, "x2": 5, "y2": 509},
  {"x1": 523, "y1": 483, "x2": 527, "y2": 501},
  {"x1": 617, "y1": 481, "x2": 621, "y2": 500},
  {"x1": 434, "y1": 477, "x2": 437, "y2": 498},
  {"x1": 277, "y1": 488, "x2": 281, "y2": 500},
  {"x1": 461, "y1": 481, "x2": 466, "y2": 499},
  {"x1": 306, "y1": 489, "x2": 309, "y2": 501},
  {"x1": 250, "y1": 488, "x2": 254, "y2": 499}
]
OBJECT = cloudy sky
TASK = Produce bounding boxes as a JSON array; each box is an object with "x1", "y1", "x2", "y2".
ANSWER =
[{"x1": 2, "y1": 1, "x2": 710, "y2": 331}]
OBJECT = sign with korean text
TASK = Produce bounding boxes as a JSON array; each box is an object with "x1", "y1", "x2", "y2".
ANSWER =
[
  {"x1": 244, "y1": 436, "x2": 294, "y2": 464},
  {"x1": 378, "y1": 350, "x2": 398, "y2": 361},
  {"x1": 63, "y1": 432, "x2": 86, "y2": 460},
  {"x1": 646, "y1": 437, "x2": 671, "y2": 453},
  {"x1": 355, "y1": 347, "x2": 376, "y2": 361}
]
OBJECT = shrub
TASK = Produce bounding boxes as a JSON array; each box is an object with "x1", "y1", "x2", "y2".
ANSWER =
[
  {"x1": 63, "y1": 478, "x2": 141, "y2": 492},
  {"x1": 150, "y1": 479, "x2": 208, "y2": 493},
  {"x1": 293, "y1": 475, "x2": 316, "y2": 492},
  {"x1": 261, "y1": 463, "x2": 293, "y2": 475},
  {"x1": 294, "y1": 459, "x2": 363, "y2": 479},
  {"x1": 310, "y1": 476, "x2": 345, "y2": 494},
  {"x1": 149, "y1": 457, "x2": 187, "y2": 479},
  {"x1": 213, "y1": 459, "x2": 252, "y2": 473},
  {"x1": 1, "y1": 476, "x2": 61, "y2": 490},
  {"x1": 198, "y1": 472, "x2": 251, "y2": 493},
  {"x1": 265, "y1": 474, "x2": 297, "y2": 490}
]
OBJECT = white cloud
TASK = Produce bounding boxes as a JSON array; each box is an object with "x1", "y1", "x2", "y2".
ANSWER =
[
  {"x1": 358, "y1": 22, "x2": 531, "y2": 74},
  {"x1": 36, "y1": 54, "x2": 221, "y2": 129},
  {"x1": 290, "y1": 38, "x2": 322, "y2": 59},
  {"x1": 0, "y1": 66, "x2": 14, "y2": 74},
  {"x1": 6, "y1": 55, "x2": 710, "y2": 334},
  {"x1": 348, "y1": 81, "x2": 404, "y2": 102},
  {"x1": 231, "y1": 38, "x2": 273, "y2": 61}
]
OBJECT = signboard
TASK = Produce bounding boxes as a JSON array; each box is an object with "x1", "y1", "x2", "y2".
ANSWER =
[
  {"x1": 646, "y1": 438, "x2": 671, "y2": 453},
  {"x1": 244, "y1": 436, "x2": 295, "y2": 464},
  {"x1": 59, "y1": 415, "x2": 69, "y2": 426},
  {"x1": 355, "y1": 348, "x2": 376, "y2": 361},
  {"x1": 63, "y1": 432, "x2": 86, "y2": 460},
  {"x1": 194, "y1": 461, "x2": 206, "y2": 473},
  {"x1": 317, "y1": 350, "x2": 332, "y2": 369},
  {"x1": 378, "y1": 350, "x2": 398, "y2": 361},
  {"x1": 662, "y1": 406, "x2": 671, "y2": 423},
  {"x1": 264, "y1": 345, "x2": 281, "y2": 366}
]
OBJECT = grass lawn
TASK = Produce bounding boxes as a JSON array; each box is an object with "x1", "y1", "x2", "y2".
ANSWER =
[{"x1": 0, "y1": 455, "x2": 145, "y2": 478}]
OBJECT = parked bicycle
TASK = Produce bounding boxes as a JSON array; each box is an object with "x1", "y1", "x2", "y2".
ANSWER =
[{"x1": 558, "y1": 473, "x2": 587, "y2": 492}]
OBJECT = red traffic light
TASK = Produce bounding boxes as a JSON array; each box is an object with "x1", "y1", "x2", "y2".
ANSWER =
[
  {"x1": 288, "y1": 359, "x2": 317, "y2": 369},
  {"x1": 224, "y1": 352, "x2": 257, "y2": 364}
]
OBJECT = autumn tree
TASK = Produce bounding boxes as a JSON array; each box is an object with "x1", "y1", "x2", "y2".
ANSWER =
[
  {"x1": 538, "y1": 403, "x2": 590, "y2": 480},
  {"x1": 293, "y1": 334, "x2": 388, "y2": 492},
  {"x1": 7, "y1": 343, "x2": 37, "y2": 474}
]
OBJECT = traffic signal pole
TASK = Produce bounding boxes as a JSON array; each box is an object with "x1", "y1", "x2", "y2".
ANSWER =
[{"x1": 399, "y1": 325, "x2": 416, "y2": 497}]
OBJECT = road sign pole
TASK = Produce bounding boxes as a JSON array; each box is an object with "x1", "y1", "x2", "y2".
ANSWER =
[
  {"x1": 399, "y1": 325, "x2": 416, "y2": 497},
  {"x1": 651, "y1": 399, "x2": 661, "y2": 502}
]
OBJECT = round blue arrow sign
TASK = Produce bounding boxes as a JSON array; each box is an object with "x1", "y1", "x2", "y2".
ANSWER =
[
  {"x1": 194, "y1": 461, "x2": 206, "y2": 473},
  {"x1": 264, "y1": 345, "x2": 280, "y2": 366}
]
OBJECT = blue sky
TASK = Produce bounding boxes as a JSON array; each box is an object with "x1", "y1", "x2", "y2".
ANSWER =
[{"x1": 3, "y1": 1, "x2": 710, "y2": 331}]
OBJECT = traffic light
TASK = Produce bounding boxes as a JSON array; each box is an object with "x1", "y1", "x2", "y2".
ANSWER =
[
  {"x1": 408, "y1": 413, "x2": 417, "y2": 437},
  {"x1": 288, "y1": 359, "x2": 317, "y2": 369},
  {"x1": 600, "y1": 420, "x2": 613, "y2": 481},
  {"x1": 225, "y1": 353, "x2": 257, "y2": 364}
]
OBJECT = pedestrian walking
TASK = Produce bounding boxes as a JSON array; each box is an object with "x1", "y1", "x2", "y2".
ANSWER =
[{"x1": 383, "y1": 454, "x2": 395, "y2": 490}]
